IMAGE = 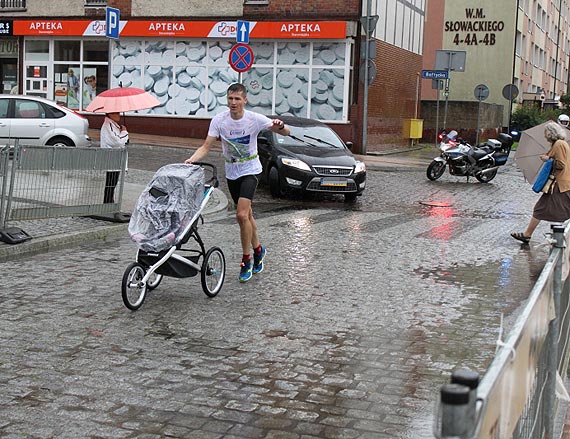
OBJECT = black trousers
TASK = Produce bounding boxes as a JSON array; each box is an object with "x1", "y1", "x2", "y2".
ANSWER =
[{"x1": 104, "y1": 171, "x2": 120, "y2": 204}]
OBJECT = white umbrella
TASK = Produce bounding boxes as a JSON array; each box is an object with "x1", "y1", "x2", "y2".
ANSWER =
[{"x1": 514, "y1": 122, "x2": 552, "y2": 185}]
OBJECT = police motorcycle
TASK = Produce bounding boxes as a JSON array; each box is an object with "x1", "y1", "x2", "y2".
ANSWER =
[{"x1": 426, "y1": 130, "x2": 513, "y2": 183}]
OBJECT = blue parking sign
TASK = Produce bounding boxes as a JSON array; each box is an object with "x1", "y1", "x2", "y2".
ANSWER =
[
  {"x1": 106, "y1": 7, "x2": 120, "y2": 39},
  {"x1": 236, "y1": 21, "x2": 250, "y2": 44}
]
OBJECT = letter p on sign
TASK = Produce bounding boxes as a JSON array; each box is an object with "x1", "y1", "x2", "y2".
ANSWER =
[{"x1": 106, "y1": 7, "x2": 120, "y2": 39}]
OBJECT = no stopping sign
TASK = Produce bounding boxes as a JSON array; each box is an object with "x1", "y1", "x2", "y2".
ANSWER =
[{"x1": 229, "y1": 43, "x2": 254, "y2": 73}]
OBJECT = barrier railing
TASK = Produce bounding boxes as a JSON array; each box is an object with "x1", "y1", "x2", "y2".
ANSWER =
[
  {"x1": 434, "y1": 222, "x2": 570, "y2": 438},
  {"x1": 0, "y1": 141, "x2": 127, "y2": 243}
]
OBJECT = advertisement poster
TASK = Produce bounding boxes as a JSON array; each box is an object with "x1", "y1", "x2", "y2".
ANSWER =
[
  {"x1": 54, "y1": 83, "x2": 68, "y2": 105},
  {"x1": 82, "y1": 67, "x2": 97, "y2": 108}
]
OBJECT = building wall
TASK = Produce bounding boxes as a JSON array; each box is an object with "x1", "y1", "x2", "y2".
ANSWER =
[
  {"x1": 423, "y1": 0, "x2": 570, "y2": 129},
  {"x1": 108, "y1": 0, "x2": 132, "y2": 16},
  {"x1": 131, "y1": 0, "x2": 242, "y2": 17},
  {"x1": 440, "y1": 0, "x2": 517, "y2": 127},
  {"x1": 244, "y1": 0, "x2": 359, "y2": 19},
  {"x1": 514, "y1": 0, "x2": 570, "y2": 102},
  {"x1": 421, "y1": 0, "x2": 444, "y2": 101},
  {"x1": 360, "y1": 0, "x2": 426, "y2": 151},
  {"x1": 365, "y1": 40, "x2": 423, "y2": 151},
  {"x1": 7, "y1": 0, "x2": 86, "y2": 16},
  {"x1": 420, "y1": 101, "x2": 503, "y2": 145}
]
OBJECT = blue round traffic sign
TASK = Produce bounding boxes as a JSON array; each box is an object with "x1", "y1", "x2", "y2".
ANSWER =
[{"x1": 229, "y1": 43, "x2": 254, "y2": 73}]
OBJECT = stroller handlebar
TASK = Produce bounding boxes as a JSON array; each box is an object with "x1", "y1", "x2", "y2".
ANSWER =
[{"x1": 191, "y1": 161, "x2": 219, "y2": 188}]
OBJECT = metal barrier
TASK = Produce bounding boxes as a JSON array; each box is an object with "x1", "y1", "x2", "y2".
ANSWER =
[
  {"x1": 434, "y1": 222, "x2": 570, "y2": 438},
  {"x1": 0, "y1": 141, "x2": 127, "y2": 242}
]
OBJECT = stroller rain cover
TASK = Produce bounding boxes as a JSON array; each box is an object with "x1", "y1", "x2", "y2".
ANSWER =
[{"x1": 128, "y1": 164, "x2": 205, "y2": 252}]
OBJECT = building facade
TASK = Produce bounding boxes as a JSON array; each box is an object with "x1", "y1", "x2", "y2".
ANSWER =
[
  {"x1": 0, "y1": 0, "x2": 426, "y2": 152},
  {"x1": 421, "y1": 0, "x2": 570, "y2": 138},
  {"x1": 363, "y1": 0, "x2": 426, "y2": 151}
]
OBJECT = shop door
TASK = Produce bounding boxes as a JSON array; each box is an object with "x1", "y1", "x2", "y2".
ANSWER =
[
  {"x1": 0, "y1": 59, "x2": 17, "y2": 94},
  {"x1": 24, "y1": 64, "x2": 49, "y2": 99}
]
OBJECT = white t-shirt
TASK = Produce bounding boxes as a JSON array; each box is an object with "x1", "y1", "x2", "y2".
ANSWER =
[
  {"x1": 208, "y1": 109, "x2": 272, "y2": 180},
  {"x1": 100, "y1": 117, "x2": 129, "y2": 149}
]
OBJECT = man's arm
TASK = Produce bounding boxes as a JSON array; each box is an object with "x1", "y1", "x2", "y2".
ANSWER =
[
  {"x1": 268, "y1": 119, "x2": 291, "y2": 136},
  {"x1": 185, "y1": 135, "x2": 217, "y2": 164}
]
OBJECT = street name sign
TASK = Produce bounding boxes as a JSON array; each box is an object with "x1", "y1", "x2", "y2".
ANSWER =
[{"x1": 421, "y1": 70, "x2": 449, "y2": 80}]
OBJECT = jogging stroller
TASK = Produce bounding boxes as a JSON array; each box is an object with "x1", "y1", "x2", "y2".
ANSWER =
[{"x1": 121, "y1": 162, "x2": 226, "y2": 311}]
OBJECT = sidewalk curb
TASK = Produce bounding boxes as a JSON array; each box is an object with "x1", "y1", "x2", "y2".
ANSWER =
[
  {"x1": 0, "y1": 223, "x2": 127, "y2": 263},
  {"x1": 0, "y1": 188, "x2": 230, "y2": 263}
]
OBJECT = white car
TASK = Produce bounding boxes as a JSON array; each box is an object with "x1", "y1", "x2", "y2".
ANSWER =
[{"x1": 0, "y1": 95, "x2": 91, "y2": 148}]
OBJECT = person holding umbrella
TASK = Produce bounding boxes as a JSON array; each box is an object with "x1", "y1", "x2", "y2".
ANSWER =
[
  {"x1": 85, "y1": 85, "x2": 160, "y2": 204},
  {"x1": 511, "y1": 120, "x2": 570, "y2": 243},
  {"x1": 100, "y1": 112, "x2": 129, "y2": 203}
]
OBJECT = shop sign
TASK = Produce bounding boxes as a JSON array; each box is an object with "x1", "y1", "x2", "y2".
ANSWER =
[
  {"x1": 0, "y1": 39, "x2": 18, "y2": 56},
  {"x1": 14, "y1": 20, "x2": 93, "y2": 36},
  {"x1": 0, "y1": 20, "x2": 13, "y2": 36},
  {"x1": 12, "y1": 19, "x2": 346, "y2": 39}
]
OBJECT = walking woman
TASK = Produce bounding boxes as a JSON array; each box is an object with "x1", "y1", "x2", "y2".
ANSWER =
[
  {"x1": 100, "y1": 112, "x2": 129, "y2": 203},
  {"x1": 511, "y1": 120, "x2": 570, "y2": 243}
]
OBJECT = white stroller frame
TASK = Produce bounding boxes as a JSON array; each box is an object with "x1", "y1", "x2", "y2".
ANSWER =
[{"x1": 121, "y1": 162, "x2": 226, "y2": 311}]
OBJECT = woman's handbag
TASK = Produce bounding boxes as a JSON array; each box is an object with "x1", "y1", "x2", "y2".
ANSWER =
[{"x1": 532, "y1": 158, "x2": 555, "y2": 193}]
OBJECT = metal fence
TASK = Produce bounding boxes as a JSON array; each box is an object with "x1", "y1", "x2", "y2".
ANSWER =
[
  {"x1": 0, "y1": 142, "x2": 127, "y2": 233},
  {"x1": 434, "y1": 222, "x2": 570, "y2": 438}
]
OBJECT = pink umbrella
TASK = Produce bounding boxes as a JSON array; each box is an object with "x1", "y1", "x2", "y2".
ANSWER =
[{"x1": 85, "y1": 86, "x2": 160, "y2": 113}]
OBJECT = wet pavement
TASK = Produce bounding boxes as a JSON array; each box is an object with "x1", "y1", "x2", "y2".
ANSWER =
[{"x1": 0, "y1": 138, "x2": 557, "y2": 438}]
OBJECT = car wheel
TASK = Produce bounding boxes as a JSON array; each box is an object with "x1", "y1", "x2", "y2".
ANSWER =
[
  {"x1": 268, "y1": 166, "x2": 282, "y2": 198},
  {"x1": 46, "y1": 136, "x2": 74, "y2": 147}
]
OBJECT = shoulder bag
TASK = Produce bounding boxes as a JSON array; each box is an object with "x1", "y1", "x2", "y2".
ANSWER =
[{"x1": 532, "y1": 158, "x2": 555, "y2": 193}]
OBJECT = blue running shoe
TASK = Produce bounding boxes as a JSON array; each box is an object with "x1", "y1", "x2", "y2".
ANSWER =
[
  {"x1": 253, "y1": 246, "x2": 266, "y2": 274},
  {"x1": 239, "y1": 260, "x2": 253, "y2": 282}
]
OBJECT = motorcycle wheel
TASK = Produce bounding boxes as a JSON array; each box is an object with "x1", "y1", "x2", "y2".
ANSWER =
[
  {"x1": 475, "y1": 165, "x2": 497, "y2": 183},
  {"x1": 427, "y1": 161, "x2": 446, "y2": 181}
]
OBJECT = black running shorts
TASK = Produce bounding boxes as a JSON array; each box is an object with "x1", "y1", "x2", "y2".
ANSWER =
[{"x1": 227, "y1": 174, "x2": 259, "y2": 205}]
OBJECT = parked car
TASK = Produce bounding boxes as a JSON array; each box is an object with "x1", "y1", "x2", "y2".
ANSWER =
[
  {"x1": 257, "y1": 116, "x2": 366, "y2": 202},
  {"x1": 0, "y1": 95, "x2": 91, "y2": 149}
]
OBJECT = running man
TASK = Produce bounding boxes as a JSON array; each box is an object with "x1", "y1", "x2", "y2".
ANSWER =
[{"x1": 185, "y1": 83, "x2": 290, "y2": 282}]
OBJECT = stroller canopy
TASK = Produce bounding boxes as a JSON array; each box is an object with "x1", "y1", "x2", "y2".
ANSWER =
[{"x1": 128, "y1": 163, "x2": 205, "y2": 252}]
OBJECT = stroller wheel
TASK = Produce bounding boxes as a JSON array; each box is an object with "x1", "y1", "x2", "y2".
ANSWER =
[
  {"x1": 201, "y1": 246, "x2": 226, "y2": 297},
  {"x1": 147, "y1": 272, "x2": 163, "y2": 291},
  {"x1": 121, "y1": 262, "x2": 148, "y2": 310}
]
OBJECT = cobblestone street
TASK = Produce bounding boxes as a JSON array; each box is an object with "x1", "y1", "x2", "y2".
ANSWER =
[{"x1": 0, "y1": 151, "x2": 553, "y2": 438}]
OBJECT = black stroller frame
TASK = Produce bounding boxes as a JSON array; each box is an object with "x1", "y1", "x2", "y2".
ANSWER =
[{"x1": 121, "y1": 162, "x2": 226, "y2": 311}]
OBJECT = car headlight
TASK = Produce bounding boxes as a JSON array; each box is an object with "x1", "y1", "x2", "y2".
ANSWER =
[
  {"x1": 354, "y1": 160, "x2": 366, "y2": 173},
  {"x1": 281, "y1": 157, "x2": 311, "y2": 171}
]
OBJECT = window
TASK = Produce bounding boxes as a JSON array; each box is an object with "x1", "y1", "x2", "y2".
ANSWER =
[
  {"x1": 54, "y1": 41, "x2": 80, "y2": 62},
  {"x1": 23, "y1": 39, "x2": 110, "y2": 110},
  {"x1": 84, "y1": 0, "x2": 106, "y2": 6},
  {"x1": 0, "y1": 0, "x2": 26, "y2": 11},
  {"x1": 14, "y1": 99, "x2": 44, "y2": 119},
  {"x1": 0, "y1": 99, "x2": 8, "y2": 118},
  {"x1": 25, "y1": 40, "x2": 49, "y2": 62},
  {"x1": 111, "y1": 38, "x2": 352, "y2": 122}
]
